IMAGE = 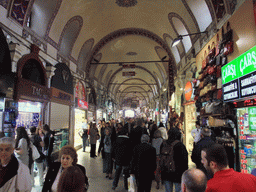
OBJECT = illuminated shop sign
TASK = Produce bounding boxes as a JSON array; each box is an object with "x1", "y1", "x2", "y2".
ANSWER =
[
  {"x1": 77, "y1": 99, "x2": 88, "y2": 110},
  {"x1": 222, "y1": 45, "x2": 256, "y2": 102}
]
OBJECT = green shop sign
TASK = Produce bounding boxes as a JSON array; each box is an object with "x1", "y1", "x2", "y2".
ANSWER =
[
  {"x1": 222, "y1": 45, "x2": 256, "y2": 84},
  {"x1": 249, "y1": 107, "x2": 256, "y2": 131}
]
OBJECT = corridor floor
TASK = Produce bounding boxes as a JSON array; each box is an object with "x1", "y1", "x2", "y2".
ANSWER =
[{"x1": 32, "y1": 145, "x2": 165, "y2": 192}]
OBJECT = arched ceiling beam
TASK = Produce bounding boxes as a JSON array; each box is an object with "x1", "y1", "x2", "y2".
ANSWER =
[
  {"x1": 86, "y1": 28, "x2": 176, "y2": 90},
  {"x1": 119, "y1": 86, "x2": 149, "y2": 105},
  {"x1": 113, "y1": 78, "x2": 155, "y2": 98},
  {"x1": 107, "y1": 65, "x2": 160, "y2": 95}
]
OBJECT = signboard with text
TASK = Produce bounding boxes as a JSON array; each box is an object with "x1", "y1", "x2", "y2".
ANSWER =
[
  {"x1": 222, "y1": 45, "x2": 256, "y2": 102},
  {"x1": 122, "y1": 71, "x2": 135, "y2": 76}
]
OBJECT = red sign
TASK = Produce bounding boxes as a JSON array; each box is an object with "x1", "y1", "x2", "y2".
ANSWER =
[
  {"x1": 185, "y1": 81, "x2": 193, "y2": 101},
  {"x1": 75, "y1": 81, "x2": 86, "y2": 100},
  {"x1": 122, "y1": 72, "x2": 135, "y2": 76},
  {"x1": 78, "y1": 99, "x2": 88, "y2": 110}
]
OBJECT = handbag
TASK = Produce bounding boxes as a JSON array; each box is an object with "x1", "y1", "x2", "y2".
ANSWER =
[
  {"x1": 128, "y1": 175, "x2": 137, "y2": 192},
  {"x1": 223, "y1": 41, "x2": 234, "y2": 56},
  {"x1": 30, "y1": 142, "x2": 40, "y2": 161},
  {"x1": 205, "y1": 100, "x2": 223, "y2": 114},
  {"x1": 222, "y1": 22, "x2": 233, "y2": 44},
  {"x1": 209, "y1": 42, "x2": 216, "y2": 58},
  {"x1": 208, "y1": 116, "x2": 228, "y2": 127}
]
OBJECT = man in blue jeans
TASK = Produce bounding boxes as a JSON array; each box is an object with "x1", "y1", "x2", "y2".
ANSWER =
[{"x1": 112, "y1": 129, "x2": 133, "y2": 190}]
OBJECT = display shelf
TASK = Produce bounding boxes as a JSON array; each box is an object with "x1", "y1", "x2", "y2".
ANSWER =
[
  {"x1": 200, "y1": 114, "x2": 235, "y2": 118},
  {"x1": 52, "y1": 128, "x2": 69, "y2": 153}
]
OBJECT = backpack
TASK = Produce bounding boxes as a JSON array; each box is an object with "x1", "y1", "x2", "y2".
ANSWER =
[{"x1": 160, "y1": 140, "x2": 180, "y2": 173}]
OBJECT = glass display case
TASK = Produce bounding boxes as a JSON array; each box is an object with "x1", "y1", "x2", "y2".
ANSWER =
[
  {"x1": 52, "y1": 128, "x2": 69, "y2": 153},
  {"x1": 237, "y1": 107, "x2": 256, "y2": 174}
]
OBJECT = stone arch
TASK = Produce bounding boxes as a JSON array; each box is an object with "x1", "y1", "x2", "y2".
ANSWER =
[{"x1": 58, "y1": 16, "x2": 83, "y2": 57}]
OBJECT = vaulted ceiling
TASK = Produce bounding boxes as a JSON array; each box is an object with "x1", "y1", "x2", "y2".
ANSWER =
[{"x1": 4, "y1": 0, "x2": 238, "y2": 108}]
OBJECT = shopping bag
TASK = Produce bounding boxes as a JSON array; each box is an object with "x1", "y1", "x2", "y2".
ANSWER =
[
  {"x1": 128, "y1": 175, "x2": 137, "y2": 192},
  {"x1": 30, "y1": 142, "x2": 40, "y2": 160}
]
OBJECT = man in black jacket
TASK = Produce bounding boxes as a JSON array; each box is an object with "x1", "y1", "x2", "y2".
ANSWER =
[
  {"x1": 112, "y1": 129, "x2": 133, "y2": 190},
  {"x1": 130, "y1": 134, "x2": 156, "y2": 192},
  {"x1": 130, "y1": 118, "x2": 148, "y2": 149},
  {"x1": 123, "y1": 118, "x2": 134, "y2": 136},
  {"x1": 191, "y1": 127, "x2": 215, "y2": 180}
]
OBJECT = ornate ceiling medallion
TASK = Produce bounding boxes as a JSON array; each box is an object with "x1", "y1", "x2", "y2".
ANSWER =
[{"x1": 116, "y1": 0, "x2": 137, "y2": 8}]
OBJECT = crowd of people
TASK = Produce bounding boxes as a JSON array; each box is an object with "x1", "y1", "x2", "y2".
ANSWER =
[{"x1": 1, "y1": 117, "x2": 256, "y2": 192}]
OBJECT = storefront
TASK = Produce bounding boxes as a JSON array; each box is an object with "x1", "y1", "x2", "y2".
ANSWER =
[
  {"x1": 0, "y1": 27, "x2": 17, "y2": 136},
  {"x1": 74, "y1": 81, "x2": 88, "y2": 148},
  {"x1": 222, "y1": 45, "x2": 256, "y2": 173},
  {"x1": 50, "y1": 63, "x2": 73, "y2": 154},
  {"x1": 194, "y1": 0, "x2": 256, "y2": 172},
  {"x1": 14, "y1": 44, "x2": 51, "y2": 136}
]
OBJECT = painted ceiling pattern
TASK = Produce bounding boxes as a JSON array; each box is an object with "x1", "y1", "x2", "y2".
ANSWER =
[{"x1": 0, "y1": 0, "x2": 238, "y2": 107}]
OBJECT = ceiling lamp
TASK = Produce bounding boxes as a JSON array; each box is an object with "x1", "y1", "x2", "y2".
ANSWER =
[
  {"x1": 116, "y1": 0, "x2": 138, "y2": 7},
  {"x1": 171, "y1": 31, "x2": 208, "y2": 47}
]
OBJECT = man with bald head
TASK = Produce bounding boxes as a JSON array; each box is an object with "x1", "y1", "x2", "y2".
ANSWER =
[{"x1": 181, "y1": 168, "x2": 207, "y2": 192}]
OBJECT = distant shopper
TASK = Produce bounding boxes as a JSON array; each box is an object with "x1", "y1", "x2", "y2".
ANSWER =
[
  {"x1": 201, "y1": 144, "x2": 256, "y2": 192},
  {"x1": 130, "y1": 118, "x2": 148, "y2": 149},
  {"x1": 112, "y1": 128, "x2": 133, "y2": 190},
  {"x1": 43, "y1": 124, "x2": 54, "y2": 168},
  {"x1": 191, "y1": 127, "x2": 215, "y2": 180},
  {"x1": 160, "y1": 128, "x2": 188, "y2": 192},
  {"x1": 89, "y1": 122, "x2": 99, "y2": 158},
  {"x1": 149, "y1": 123, "x2": 158, "y2": 142},
  {"x1": 152, "y1": 130, "x2": 164, "y2": 189},
  {"x1": 98, "y1": 127, "x2": 114, "y2": 179},
  {"x1": 0, "y1": 137, "x2": 32, "y2": 191},
  {"x1": 123, "y1": 118, "x2": 134, "y2": 135},
  {"x1": 79, "y1": 129, "x2": 89, "y2": 152},
  {"x1": 181, "y1": 168, "x2": 207, "y2": 192},
  {"x1": 158, "y1": 122, "x2": 168, "y2": 140},
  {"x1": 130, "y1": 134, "x2": 156, "y2": 192},
  {"x1": 191, "y1": 121, "x2": 201, "y2": 146},
  {"x1": 33, "y1": 127, "x2": 46, "y2": 186}
]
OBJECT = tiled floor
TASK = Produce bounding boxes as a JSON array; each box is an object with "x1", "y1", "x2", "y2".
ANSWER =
[{"x1": 32, "y1": 144, "x2": 166, "y2": 192}]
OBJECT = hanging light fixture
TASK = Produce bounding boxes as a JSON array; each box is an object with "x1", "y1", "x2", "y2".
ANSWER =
[
  {"x1": 172, "y1": 31, "x2": 208, "y2": 47},
  {"x1": 116, "y1": 0, "x2": 138, "y2": 8}
]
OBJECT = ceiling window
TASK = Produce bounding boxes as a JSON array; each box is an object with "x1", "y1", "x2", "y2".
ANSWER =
[
  {"x1": 186, "y1": 0, "x2": 212, "y2": 31},
  {"x1": 172, "y1": 17, "x2": 192, "y2": 53}
]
